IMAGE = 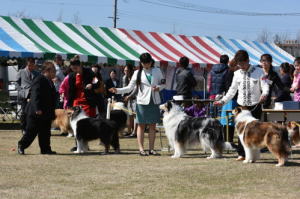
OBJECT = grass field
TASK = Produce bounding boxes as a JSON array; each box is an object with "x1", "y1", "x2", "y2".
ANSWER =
[{"x1": 0, "y1": 130, "x2": 300, "y2": 199}]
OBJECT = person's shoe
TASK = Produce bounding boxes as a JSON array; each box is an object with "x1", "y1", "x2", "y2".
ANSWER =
[
  {"x1": 124, "y1": 132, "x2": 131, "y2": 137},
  {"x1": 17, "y1": 145, "x2": 24, "y2": 155},
  {"x1": 128, "y1": 133, "x2": 137, "y2": 138},
  {"x1": 70, "y1": 146, "x2": 77, "y2": 152},
  {"x1": 149, "y1": 150, "x2": 161, "y2": 156},
  {"x1": 139, "y1": 150, "x2": 148, "y2": 156},
  {"x1": 236, "y1": 156, "x2": 245, "y2": 161},
  {"x1": 59, "y1": 132, "x2": 68, "y2": 136},
  {"x1": 41, "y1": 150, "x2": 57, "y2": 155}
]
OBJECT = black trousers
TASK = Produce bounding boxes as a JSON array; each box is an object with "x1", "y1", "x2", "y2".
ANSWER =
[
  {"x1": 222, "y1": 125, "x2": 235, "y2": 143},
  {"x1": 18, "y1": 116, "x2": 52, "y2": 153},
  {"x1": 236, "y1": 103, "x2": 262, "y2": 157},
  {"x1": 20, "y1": 98, "x2": 28, "y2": 131}
]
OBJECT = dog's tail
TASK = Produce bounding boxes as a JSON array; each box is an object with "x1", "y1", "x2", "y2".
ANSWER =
[{"x1": 223, "y1": 142, "x2": 237, "y2": 151}]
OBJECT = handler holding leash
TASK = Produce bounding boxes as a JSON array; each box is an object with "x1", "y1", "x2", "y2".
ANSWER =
[
  {"x1": 214, "y1": 50, "x2": 269, "y2": 161},
  {"x1": 109, "y1": 53, "x2": 166, "y2": 156}
]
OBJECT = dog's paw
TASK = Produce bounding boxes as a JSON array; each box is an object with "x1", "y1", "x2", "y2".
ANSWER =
[
  {"x1": 275, "y1": 163, "x2": 284, "y2": 167},
  {"x1": 171, "y1": 155, "x2": 180, "y2": 158},
  {"x1": 243, "y1": 160, "x2": 250, "y2": 164}
]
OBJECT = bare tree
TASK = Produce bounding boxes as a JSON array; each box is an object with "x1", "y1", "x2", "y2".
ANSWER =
[
  {"x1": 57, "y1": 9, "x2": 64, "y2": 22},
  {"x1": 8, "y1": 10, "x2": 30, "y2": 18},
  {"x1": 273, "y1": 32, "x2": 290, "y2": 44},
  {"x1": 256, "y1": 29, "x2": 273, "y2": 43},
  {"x1": 72, "y1": 11, "x2": 81, "y2": 24}
]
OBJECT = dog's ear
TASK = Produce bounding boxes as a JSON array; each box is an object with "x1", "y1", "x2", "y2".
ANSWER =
[
  {"x1": 233, "y1": 107, "x2": 242, "y2": 115},
  {"x1": 167, "y1": 101, "x2": 173, "y2": 111},
  {"x1": 66, "y1": 109, "x2": 74, "y2": 117}
]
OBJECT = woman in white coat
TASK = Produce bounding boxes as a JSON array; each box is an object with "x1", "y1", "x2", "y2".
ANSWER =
[{"x1": 109, "y1": 53, "x2": 166, "y2": 156}]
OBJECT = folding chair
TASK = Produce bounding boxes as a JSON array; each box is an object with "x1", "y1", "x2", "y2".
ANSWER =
[{"x1": 0, "y1": 102, "x2": 14, "y2": 121}]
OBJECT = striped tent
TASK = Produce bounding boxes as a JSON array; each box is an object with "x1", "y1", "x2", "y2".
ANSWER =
[{"x1": 0, "y1": 16, "x2": 295, "y2": 66}]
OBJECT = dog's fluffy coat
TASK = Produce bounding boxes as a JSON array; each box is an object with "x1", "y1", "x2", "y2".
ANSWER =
[
  {"x1": 160, "y1": 101, "x2": 235, "y2": 159},
  {"x1": 233, "y1": 107, "x2": 290, "y2": 166},
  {"x1": 70, "y1": 106, "x2": 127, "y2": 154},
  {"x1": 52, "y1": 109, "x2": 73, "y2": 137}
]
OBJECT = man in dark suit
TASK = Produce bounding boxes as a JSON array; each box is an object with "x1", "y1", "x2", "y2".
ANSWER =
[
  {"x1": 17, "y1": 61, "x2": 57, "y2": 155},
  {"x1": 16, "y1": 57, "x2": 40, "y2": 133},
  {"x1": 105, "y1": 69, "x2": 121, "y2": 101}
]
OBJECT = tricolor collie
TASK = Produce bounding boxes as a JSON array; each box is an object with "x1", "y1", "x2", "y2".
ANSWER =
[
  {"x1": 160, "y1": 101, "x2": 235, "y2": 159},
  {"x1": 70, "y1": 106, "x2": 127, "y2": 154},
  {"x1": 233, "y1": 107, "x2": 290, "y2": 166}
]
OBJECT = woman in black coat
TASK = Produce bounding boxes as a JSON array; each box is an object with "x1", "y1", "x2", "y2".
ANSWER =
[
  {"x1": 17, "y1": 61, "x2": 57, "y2": 155},
  {"x1": 260, "y1": 54, "x2": 289, "y2": 108},
  {"x1": 67, "y1": 57, "x2": 99, "y2": 117},
  {"x1": 277, "y1": 62, "x2": 292, "y2": 102}
]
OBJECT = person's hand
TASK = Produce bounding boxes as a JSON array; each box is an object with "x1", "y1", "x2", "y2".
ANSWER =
[
  {"x1": 213, "y1": 100, "x2": 224, "y2": 106},
  {"x1": 36, "y1": 110, "x2": 42, "y2": 115},
  {"x1": 109, "y1": 87, "x2": 117, "y2": 93},
  {"x1": 152, "y1": 86, "x2": 159, "y2": 91},
  {"x1": 290, "y1": 87, "x2": 295, "y2": 92},
  {"x1": 124, "y1": 96, "x2": 130, "y2": 103},
  {"x1": 259, "y1": 95, "x2": 267, "y2": 103},
  {"x1": 85, "y1": 84, "x2": 92, "y2": 90}
]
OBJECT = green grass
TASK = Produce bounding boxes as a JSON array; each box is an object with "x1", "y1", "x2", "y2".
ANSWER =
[{"x1": 0, "y1": 130, "x2": 300, "y2": 199}]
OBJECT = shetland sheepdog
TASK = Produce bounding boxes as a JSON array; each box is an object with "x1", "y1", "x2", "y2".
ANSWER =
[
  {"x1": 233, "y1": 107, "x2": 290, "y2": 166},
  {"x1": 160, "y1": 101, "x2": 235, "y2": 159}
]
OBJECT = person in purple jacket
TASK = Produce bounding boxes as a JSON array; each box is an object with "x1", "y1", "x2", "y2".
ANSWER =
[{"x1": 184, "y1": 97, "x2": 206, "y2": 117}]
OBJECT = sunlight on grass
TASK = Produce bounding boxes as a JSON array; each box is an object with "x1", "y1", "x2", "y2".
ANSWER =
[{"x1": 0, "y1": 130, "x2": 299, "y2": 199}]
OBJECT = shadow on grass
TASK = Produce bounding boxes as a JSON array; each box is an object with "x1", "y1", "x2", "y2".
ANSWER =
[
  {"x1": 55, "y1": 151, "x2": 140, "y2": 156},
  {"x1": 256, "y1": 160, "x2": 300, "y2": 167}
]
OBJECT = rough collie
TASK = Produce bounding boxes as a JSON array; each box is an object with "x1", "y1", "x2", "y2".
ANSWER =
[
  {"x1": 233, "y1": 107, "x2": 290, "y2": 166},
  {"x1": 52, "y1": 109, "x2": 74, "y2": 137},
  {"x1": 160, "y1": 101, "x2": 235, "y2": 159},
  {"x1": 70, "y1": 106, "x2": 127, "y2": 154}
]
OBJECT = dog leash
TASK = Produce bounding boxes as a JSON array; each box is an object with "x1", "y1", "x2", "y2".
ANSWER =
[{"x1": 112, "y1": 104, "x2": 136, "y2": 115}]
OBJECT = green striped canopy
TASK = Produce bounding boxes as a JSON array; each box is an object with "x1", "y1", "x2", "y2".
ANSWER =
[{"x1": 0, "y1": 16, "x2": 143, "y2": 65}]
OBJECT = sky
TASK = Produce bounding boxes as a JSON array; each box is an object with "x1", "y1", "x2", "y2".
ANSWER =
[{"x1": 1, "y1": 0, "x2": 300, "y2": 41}]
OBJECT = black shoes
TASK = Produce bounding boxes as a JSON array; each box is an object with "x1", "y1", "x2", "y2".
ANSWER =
[
  {"x1": 139, "y1": 150, "x2": 161, "y2": 156},
  {"x1": 17, "y1": 145, "x2": 25, "y2": 155},
  {"x1": 70, "y1": 146, "x2": 77, "y2": 152},
  {"x1": 149, "y1": 150, "x2": 160, "y2": 156},
  {"x1": 124, "y1": 133, "x2": 137, "y2": 138},
  {"x1": 41, "y1": 150, "x2": 57, "y2": 155},
  {"x1": 139, "y1": 150, "x2": 148, "y2": 156}
]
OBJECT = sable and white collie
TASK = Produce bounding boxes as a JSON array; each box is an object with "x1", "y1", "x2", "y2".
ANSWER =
[
  {"x1": 233, "y1": 107, "x2": 290, "y2": 166},
  {"x1": 160, "y1": 101, "x2": 236, "y2": 159},
  {"x1": 52, "y1": 109, "x2": 74, "y2": 137},
  {"x1": 70, "y1": 106, "x2": 127, "y2": 154}
]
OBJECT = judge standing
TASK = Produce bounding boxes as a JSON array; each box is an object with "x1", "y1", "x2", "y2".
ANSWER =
[{"x1": 17, "y1": 61, "x2": 57, "y2": 155}]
